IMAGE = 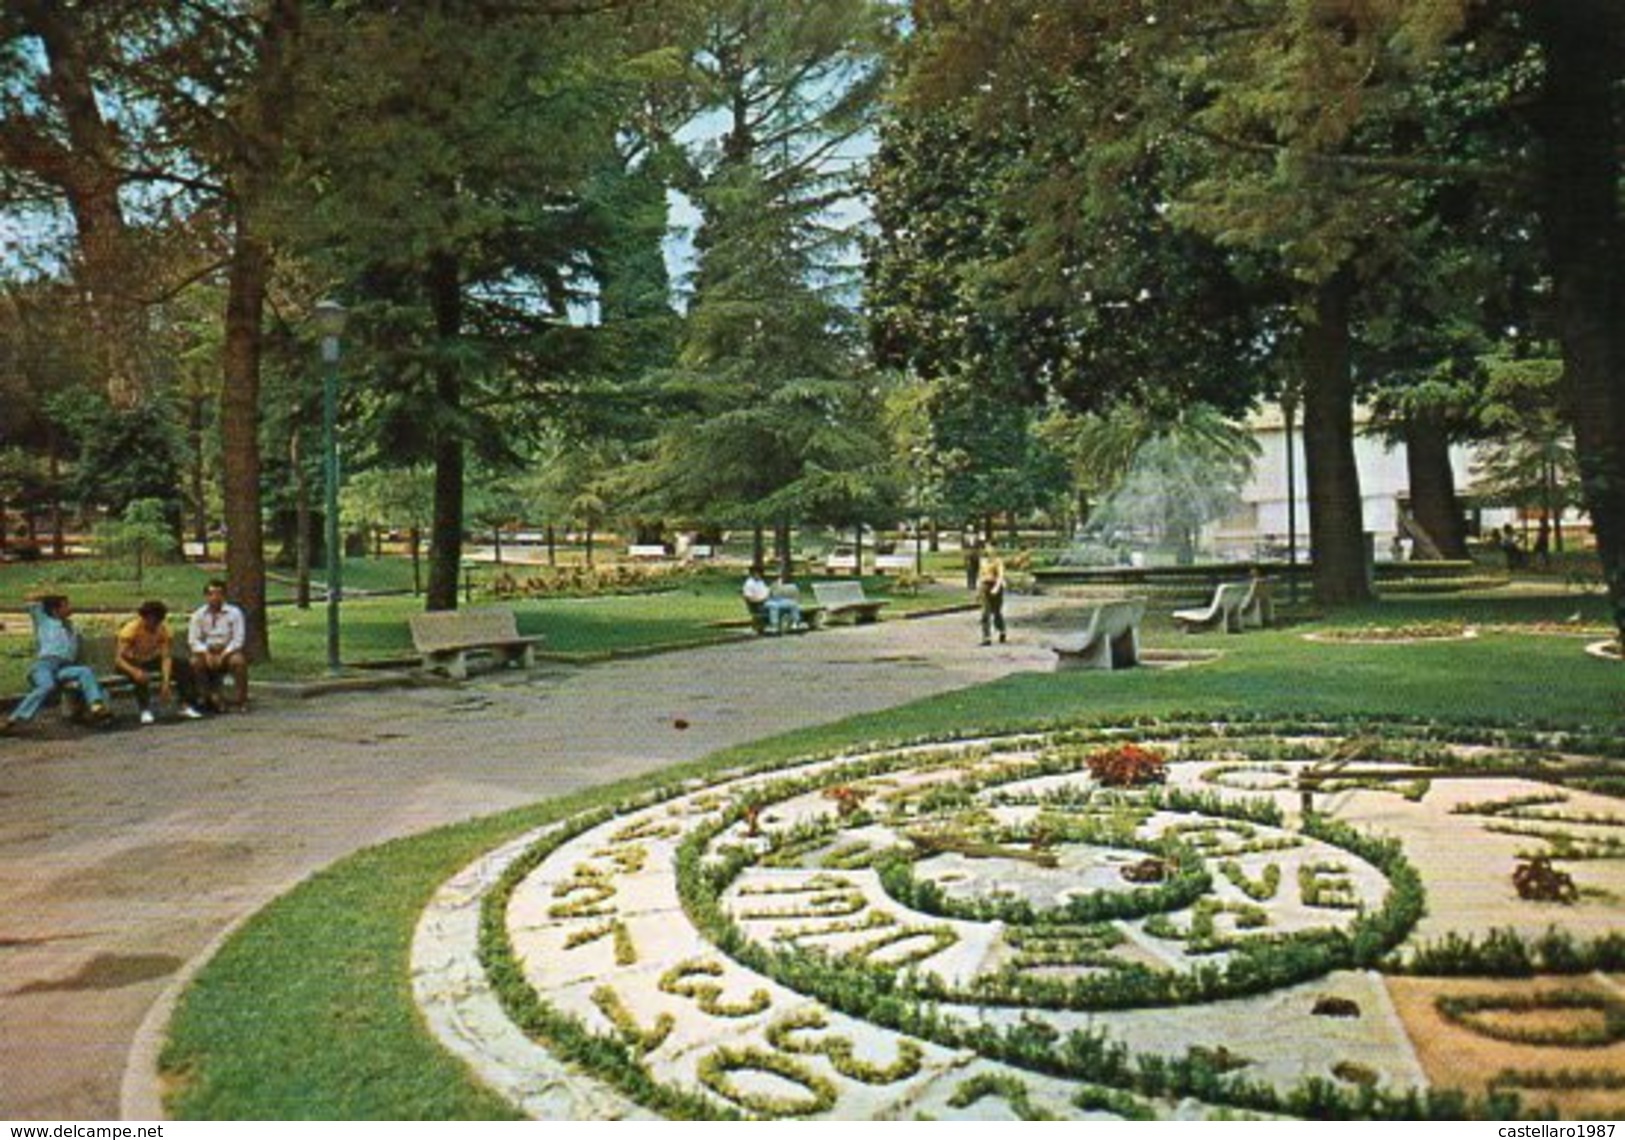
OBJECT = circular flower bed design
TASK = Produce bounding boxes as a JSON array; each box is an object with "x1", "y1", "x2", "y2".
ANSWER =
[{"x1": 417, "y1": 720, "x2": 1625, "y2": 1121}]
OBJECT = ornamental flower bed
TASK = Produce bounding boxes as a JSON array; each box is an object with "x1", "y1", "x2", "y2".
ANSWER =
[{"x1": 426, "y1": 717, "x2": 1625, "y2": 1121}]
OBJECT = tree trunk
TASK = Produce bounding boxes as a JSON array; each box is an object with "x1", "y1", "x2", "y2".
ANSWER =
[
  {"x1": 292, "y1": 431, "x2": 311, "y2": 609},
  {"x1": 751, "y1": 525, "x2": 766, "y2": 569},
  {"x1": 221, "y1": 219, "x2": 273, "y2": 659},
  {"x1": 774, "y1": 520, "x2": 792, "y2": 578},
  {"x1": 1533, "y1": 3, "x2": 1625, "y2": 644},
  {"x1": 216, "y1": 0, "x2": 301, "y2": 662},
  {"x1": 424, "y1": 252, "x2": 464, "y2": 611},
  {"x1": 189, "y1": 392, "x2": 209, "y2": 559},
  {"x1": 1402, "y1": 416, "x2": 1468, "y2": 559},
  {"x1": 410, "y1": 526, "x2": 422, "y2": 594},
  {"x1": 47, "y1": 432, "x2": 64, "y2": 558},
  {"x1": 1300, "y1": 270, "x2": 1370, "y2": 606}
]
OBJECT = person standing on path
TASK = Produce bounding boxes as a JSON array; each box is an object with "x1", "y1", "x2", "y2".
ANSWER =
[
  {"x1": 188, "y1": 579, "x2": 250, "y2": 712},
  {"x1": 3, "y1": 593, "x2": 111, "y2": 732},
  {"x1": 978, "y1": 547, "x2": 1007, "y2": 646}
]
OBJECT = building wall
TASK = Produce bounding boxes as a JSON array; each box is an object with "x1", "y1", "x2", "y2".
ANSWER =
[{"x1": 1208, "y1": 404, "x2": 1508, "y2": 562}]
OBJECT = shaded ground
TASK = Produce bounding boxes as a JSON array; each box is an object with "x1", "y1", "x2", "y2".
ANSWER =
[{"x1": 0, "y1": 599, "x2": 1070, "y2": 1119}]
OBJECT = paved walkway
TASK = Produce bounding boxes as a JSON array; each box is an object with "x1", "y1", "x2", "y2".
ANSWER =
[{"x1": 0, "y1": 598, "x2": 1078, "y2": 1119}]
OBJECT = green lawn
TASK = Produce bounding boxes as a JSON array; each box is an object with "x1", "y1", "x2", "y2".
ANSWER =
[
  {"x1": 0, "y1": 559, "x2": 963, "y2": 678},
  {"x1": 157, "y1": 584, "x2": 1622, "y2": 1119}
]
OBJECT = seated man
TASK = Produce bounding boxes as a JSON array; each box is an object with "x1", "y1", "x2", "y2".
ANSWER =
[
  {"x1": 742, "y1": 565, "x2": 772, "y2": 631},
  {"x1": 117, "y1": 600, "x2": 203, "y2": 724},
  {"x1": 3, "y1": 593, "x2": 111, "y2": 733},
  {"x1": 764, "y1": 577, "x2": 806, "y2": 634},
  {"x1": 188, "y1": 579, "x2": 250, "y2": 712}
]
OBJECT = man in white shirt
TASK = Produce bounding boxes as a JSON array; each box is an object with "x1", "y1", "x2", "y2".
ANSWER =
[{"x1": 189, "y1": 579, "x2": 250, "y2": 712}]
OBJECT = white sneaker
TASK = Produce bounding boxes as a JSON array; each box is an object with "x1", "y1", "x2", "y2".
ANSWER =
[
  {"x1": 140, "y1": 710, "x2": 156, "y2": 725},
  {"x1": 180, "y1": 705, "x2": 204, "y2": 720}
]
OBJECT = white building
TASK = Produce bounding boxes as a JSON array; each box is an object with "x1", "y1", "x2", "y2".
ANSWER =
[{"x1": 1208, "y1": 403, "x2": 1522, "y2": 562}]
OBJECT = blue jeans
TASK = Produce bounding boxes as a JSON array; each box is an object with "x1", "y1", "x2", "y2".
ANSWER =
[
  {"x1": 11, "y1": 659, "x2": 107, "y2": 722},
  {"x1": 764, "y1": 598, "x2": 802, "y2": 632}
]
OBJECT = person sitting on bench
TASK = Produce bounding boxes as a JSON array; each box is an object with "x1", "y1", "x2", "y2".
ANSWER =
[
  {"x1": 117, "y1": 600, "x2": 204, "y2": 725},
  {"x1": 765, "y1": 577, "x2": 806, "y2": 632},
  {"x1": 3, "y1": 593, "x2": 111, "y2": 733},
  {"x1": 188, "y1": 580, "x2": 250, "y2": 713}
]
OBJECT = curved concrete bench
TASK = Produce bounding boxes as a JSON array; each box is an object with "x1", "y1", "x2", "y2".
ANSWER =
[
  {"x1": 1172, "y1": 581, "x2": 1250, "y2": 634},
  {"x1": 1050, "y1": 600, "x2": 1145, "y2": 670}
]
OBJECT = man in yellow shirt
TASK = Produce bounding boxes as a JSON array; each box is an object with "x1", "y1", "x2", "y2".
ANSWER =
[
  {"x1": 116, "y1": 601, "x2": 203, "y2": 725},
  {"x1": 977, "y1": 547, "x2": 1007, "y2": 646}
]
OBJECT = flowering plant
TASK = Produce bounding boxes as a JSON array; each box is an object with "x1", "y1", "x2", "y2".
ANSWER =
[{"x1": 1085, "y1": 743, "x2": 1167, "y2": 787}]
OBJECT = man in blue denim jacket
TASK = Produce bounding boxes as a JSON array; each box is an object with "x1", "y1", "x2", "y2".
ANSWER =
[{"x1": 3, "y1": 594, "x2": 112, "y2": 733}]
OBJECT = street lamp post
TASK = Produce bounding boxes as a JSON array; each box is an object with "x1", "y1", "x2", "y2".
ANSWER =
[
  {"x1": 315, "y1": 299, "x2": 347, "y2": 674},
  {"x1": 1282, "y1": 389, "x2": 1300, "y2": 608},
  {"x1": 910, "y1": 445, "x2": 926, "y2": 578}
]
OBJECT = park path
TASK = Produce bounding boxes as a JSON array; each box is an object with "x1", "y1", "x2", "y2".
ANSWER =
[{"x1": 0, "y1": 598, "x2": 1074, "y2": 1120}]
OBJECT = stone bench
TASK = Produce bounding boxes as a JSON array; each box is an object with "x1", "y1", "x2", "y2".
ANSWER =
[
  {"x1": 626, "y1": 544, "x2": 668, "y2": 560},
  {"x1": 1172, "y1": 581, "x2": 1251, "y2": 634},
  {"x1": 1050, "y1": 600, "x2": 1145, "y2": 670},
  {"x1": 1238, "y1": 575, "x2": 1275, "y2": 629},
  {"x1": 408, "y1": 606, "x2": 544, "y2": 680},
  {"x1": 811, "y1": 581, "x2": 889, "y2": 624}
]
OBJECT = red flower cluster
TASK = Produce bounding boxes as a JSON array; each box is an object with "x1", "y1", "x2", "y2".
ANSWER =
[
  {"x1": 822, "y1": 785, "x2": 871, "y2": 817},
  {"x1": 1085, "y1": 743, "x2": 1167, "y2": 787}
]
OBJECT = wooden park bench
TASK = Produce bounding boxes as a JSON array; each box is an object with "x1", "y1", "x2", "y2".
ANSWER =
[
  {"x1": 1050, "y1": 600, "x2": 1145, "y2": 670},
  {"x1": 812, "y1": 580, "x2": 889, "y2": 625},
  {"x1": 1172, "y1": 581, "x2": 1251, "y2": 634},
  {"x1": 409, "y1": 606, "x2": 544, "y2": 679}
]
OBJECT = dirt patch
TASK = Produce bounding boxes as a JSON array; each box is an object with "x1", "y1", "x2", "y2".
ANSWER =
[
  {"x1": 42, "y1": 841, "x2": 258, "y2": 902},
  {"x1": 0, "y1": 932, "x2": 93, "y2": 949},
  {"x1": 1386, "y1": 975, "x2": 1625, "y2": 1118},
  {"x1": 11, "y1": 952, "x2": 183, "y2": 994}
]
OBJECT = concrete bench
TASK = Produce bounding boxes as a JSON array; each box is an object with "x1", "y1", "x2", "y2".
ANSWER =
[
  {"x1": 408, "y1": 606, "x2": 543, "y2": 679},
  {"x1": 874, "y1": 553, "x2": 916, "y2": 574},
  {"x1": 1172, "y1": 581, "x2": 1250, "y2": 634},
  {"x1": 1050, "y1": 600, "x2": 1145, "y2": 670},
  {"x1": 1238, "y1": 575, "x2": 1275, "y2": 629},
  {"x1": 627, "y1": 544, "x2": 668, "y2": 560},
  {"x1": 812, "y1": 581, "x2": 889, "y2": 624}
]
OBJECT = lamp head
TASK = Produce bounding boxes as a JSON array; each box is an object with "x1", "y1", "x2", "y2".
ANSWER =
[{"x1": 315, "y1": 299, "x2": 347, "y2": 363}]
